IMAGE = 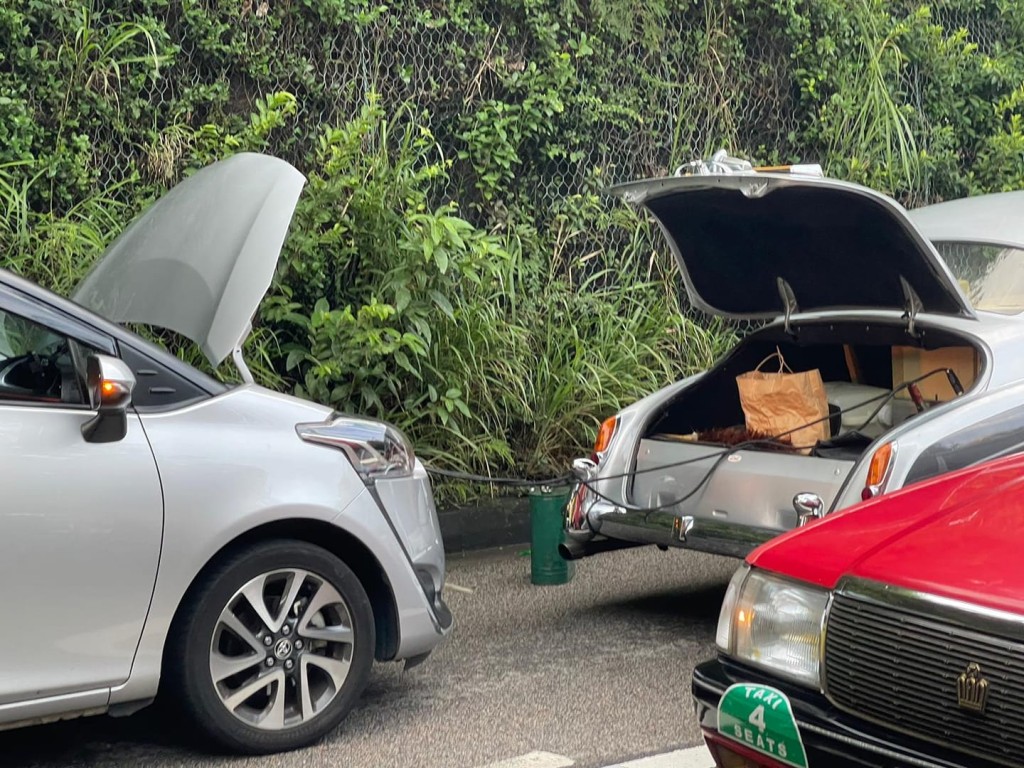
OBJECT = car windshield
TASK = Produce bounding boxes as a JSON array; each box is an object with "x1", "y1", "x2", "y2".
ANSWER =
[{"x1": 935, "y1": 241, "x2": 1024, "y2": 314}]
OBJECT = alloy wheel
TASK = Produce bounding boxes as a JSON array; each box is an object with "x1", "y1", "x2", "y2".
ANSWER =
[{"x1": 209, "y1": 568, "x2": 355, "y2": 730}]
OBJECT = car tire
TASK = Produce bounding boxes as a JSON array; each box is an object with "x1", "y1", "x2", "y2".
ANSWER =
[{"x1": 166, "y1": 539, "x2": 375, "y2": 754}]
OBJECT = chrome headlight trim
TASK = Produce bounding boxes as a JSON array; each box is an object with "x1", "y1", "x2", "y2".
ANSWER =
[
  {"x1": 716, "y1": 563, "x2": 750, "y2": 652},
  {"x1": 297, "y1": 415, "x2": 415, "y2": 482}
]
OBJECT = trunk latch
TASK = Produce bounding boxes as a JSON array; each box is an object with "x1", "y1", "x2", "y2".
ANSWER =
[{"x1": 900, "y1": 276, "x2": 923, "y2": 337}]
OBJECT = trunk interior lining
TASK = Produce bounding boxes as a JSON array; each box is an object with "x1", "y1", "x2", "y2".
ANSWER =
[{"x1": 645, "y1": 321, "x2": 979, "y2": 439}]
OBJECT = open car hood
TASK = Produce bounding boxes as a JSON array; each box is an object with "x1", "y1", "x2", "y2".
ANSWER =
[
  {"x1": 610, "y1": 174, "x2": 975, "y2": 320},
  {"x1": 74, "y1": 153, "x2": 306, "y2": 366}
]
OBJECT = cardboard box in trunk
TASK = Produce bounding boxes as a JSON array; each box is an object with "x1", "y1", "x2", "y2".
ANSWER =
[{"x1": 892, "y1": 346, "x2": 978, "y2": 403}]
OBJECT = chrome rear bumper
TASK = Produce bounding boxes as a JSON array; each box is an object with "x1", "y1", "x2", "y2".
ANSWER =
[
  {"x1": 597, "y1": 508, "x2": 779, "y2": 558},
  {"x1": 565, "y1": 478, "x2": 779, "y2": 559}
]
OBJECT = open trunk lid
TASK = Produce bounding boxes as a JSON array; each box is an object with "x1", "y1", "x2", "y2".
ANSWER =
[{"x1": 610, "y1": 174, "x2": 975, "y2": 321}]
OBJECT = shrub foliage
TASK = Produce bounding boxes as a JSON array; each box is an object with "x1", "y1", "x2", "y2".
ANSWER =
[{"x1": 2, "y1": 0, "x2": 1023, "y2": 491}]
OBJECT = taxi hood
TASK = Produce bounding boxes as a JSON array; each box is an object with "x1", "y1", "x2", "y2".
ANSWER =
[
  {"x1": 749, "y1": 453, "x2": 1024, "y2": 616},
  {"x1": 610, "y1": 173, "x2": 975, "y2": 321},
  {"x1": 73, "y1": 152, "x2": 306, "y2": 367}
]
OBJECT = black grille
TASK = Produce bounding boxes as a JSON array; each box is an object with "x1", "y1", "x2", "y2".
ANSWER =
[{"x1": 824, "y1": 592, "x2": 1024, "y2": 767}]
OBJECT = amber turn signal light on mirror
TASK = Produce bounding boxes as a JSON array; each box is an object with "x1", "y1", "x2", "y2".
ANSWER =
[{"x1": 100, "y1": 379, "x2": 128, "y2": 402}]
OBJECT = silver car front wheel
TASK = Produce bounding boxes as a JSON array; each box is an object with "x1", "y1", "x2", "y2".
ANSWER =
[{"x1": 169, "y1": 540, "x2": 375, "y2": 754}]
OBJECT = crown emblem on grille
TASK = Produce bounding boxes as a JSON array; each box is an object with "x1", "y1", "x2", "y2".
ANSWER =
[{"x1": 957, "y1": 663, "x2": 989, "y2": 713}]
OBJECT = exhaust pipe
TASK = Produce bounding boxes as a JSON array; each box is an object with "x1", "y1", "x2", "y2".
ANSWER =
[{"x1": 558, "y1": 538, "x2": 646, "y2": 561}]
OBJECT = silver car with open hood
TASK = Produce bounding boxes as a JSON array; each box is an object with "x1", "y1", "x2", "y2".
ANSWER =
[
  {"x1": 0, "y1": 152, "x2": 451, "y2": 753},
  {"x1": 564, "y1": 165, "x2": 1024, "y2": 561}
]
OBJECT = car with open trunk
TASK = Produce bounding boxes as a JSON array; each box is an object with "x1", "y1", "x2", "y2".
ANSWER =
[{"x1": 563, "y1": 166, "x2": 1024, "y2": 562}]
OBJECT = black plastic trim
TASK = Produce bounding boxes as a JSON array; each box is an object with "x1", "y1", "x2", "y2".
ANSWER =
[
  {"x1": 693, "y1": 658, "x2": 1000, "y2": 768},
  {"x1": 117, "y1": 342, "x2": 214, "y2": 410},
  {"x1": 0, "y1": 282, "x2": 115, "y2": 354}
]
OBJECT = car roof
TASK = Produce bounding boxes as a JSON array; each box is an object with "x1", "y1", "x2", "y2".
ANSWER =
[{"x1": 909, "y1": 191, "x2": 1024, "y2": 250}]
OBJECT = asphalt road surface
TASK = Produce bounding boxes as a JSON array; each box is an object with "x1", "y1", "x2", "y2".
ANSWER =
[{"x1": 3, "y1": 546, "x2": 738, "y2": 768}]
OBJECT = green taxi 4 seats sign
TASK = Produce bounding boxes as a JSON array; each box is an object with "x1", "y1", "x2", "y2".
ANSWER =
[{"x1": 717, "y1": 683, "x2": 809, "y2": 768}]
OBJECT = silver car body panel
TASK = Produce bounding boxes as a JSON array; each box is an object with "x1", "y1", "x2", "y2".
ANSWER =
[
  {"x1": 0, "y1": 384, "x2": 448, "y2": 726},
  {"x1": 630, "y1": 439, "x2": 855, "y2": 531},
  {"x1": 103, "y1": 385, "x2": 447, "y2": 710},
  {"x1": 0, "y1": 407, "x2": 162, "y2": 705},
  {"x1": 73, "y1": 153, "x2": 306, "y2": 367}
]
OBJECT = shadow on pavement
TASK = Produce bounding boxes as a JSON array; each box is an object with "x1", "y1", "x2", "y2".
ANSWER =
[
  {"x1": 0, "y1": 703, "x2": 205, "y2": 767},
  {"x1": 599, "y1": 582, "x2": 729, "y2": 621}
]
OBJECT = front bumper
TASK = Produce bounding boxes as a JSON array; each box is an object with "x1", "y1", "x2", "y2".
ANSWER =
[
  {"x1": 362, "y1": 465, "x2": 453, "y2": 658},
  {"x1": 692, "y1": 658, "x2": 998, "y2": 768}
]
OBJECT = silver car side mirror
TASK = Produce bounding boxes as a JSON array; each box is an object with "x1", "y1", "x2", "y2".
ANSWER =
[
  {"x1": 793, "y1": 492, "x2": 824, "y2": 527},
  {"x1": 82, "y1": 354, "x2": 136, "y2": 444}
]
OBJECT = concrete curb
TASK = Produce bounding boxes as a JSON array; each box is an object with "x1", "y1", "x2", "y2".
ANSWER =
[{"x1": 438, "y1": 495, "x2": 533, "y2": 553}]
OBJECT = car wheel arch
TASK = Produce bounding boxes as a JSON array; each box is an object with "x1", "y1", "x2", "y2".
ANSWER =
[{"x1": 160, "y1": 519, "x2": 400, "y2": 677}]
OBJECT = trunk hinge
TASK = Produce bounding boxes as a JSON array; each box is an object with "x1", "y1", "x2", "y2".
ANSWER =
[
  {"x1": 900, "y1": 276, "x2": 923, "y2": 338},
  {"x1": 777, "y1": 277, "x2": 799, "y2": 336}
]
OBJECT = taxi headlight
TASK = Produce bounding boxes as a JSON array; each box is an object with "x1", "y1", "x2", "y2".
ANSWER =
[{"x1": 716, "y1": 565, "x2": 829, "y2": 688}]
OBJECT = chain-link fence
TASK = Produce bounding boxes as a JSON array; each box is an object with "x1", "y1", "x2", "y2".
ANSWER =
[{"x1": 10, "y1": 0, "x2": 1020, "y2": 322}]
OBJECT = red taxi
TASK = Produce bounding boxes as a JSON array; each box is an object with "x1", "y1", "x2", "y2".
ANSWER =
[{"x1": 692, "y1": 452, "x2": 1024, "y2": 768}]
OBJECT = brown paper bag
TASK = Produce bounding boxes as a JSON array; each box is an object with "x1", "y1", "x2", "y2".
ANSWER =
[{"x1": 735, "y1": 349, "x2": 830, "y2": 454}]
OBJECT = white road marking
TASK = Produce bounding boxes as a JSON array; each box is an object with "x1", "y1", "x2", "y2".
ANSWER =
[
  {"x1": 603, "y1": 745, "x2": 713, "y2": 767},
  {"x1": 481, "y1": 751, "x2": 575, "y2": 768},
  {"x1": 478, "y1": 745, "x2": 713, "y2": 768}
]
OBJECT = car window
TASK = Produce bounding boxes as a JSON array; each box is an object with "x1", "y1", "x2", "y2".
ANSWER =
[
  {"x1": 906, "y1": 404, "x2": 1024, "y2": 485},
  {"x1": 936, "y1": 241, "x2": 1024, "y2": 314},
  {"x1": 0, "y1": 309, "x2": 92, "y2": 406}
]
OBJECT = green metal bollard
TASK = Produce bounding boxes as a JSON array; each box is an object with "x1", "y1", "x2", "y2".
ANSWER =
[{"x1": 528, "y1": 485, "x2": 575, "y2": 585}]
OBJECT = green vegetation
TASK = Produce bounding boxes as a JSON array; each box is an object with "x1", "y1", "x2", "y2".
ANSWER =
[{"x1": 2, "y1": 0, "x2": 1024, "y2": 495}]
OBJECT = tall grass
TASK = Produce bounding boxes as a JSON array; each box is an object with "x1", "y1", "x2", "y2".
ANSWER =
[
  {"x1": 408, "y1": 211, "x2": 735, "y2": 495},
  {"x1": 829, "y1": 0, "x2": 920, "y2": 190},
  {"x1": 0, "y1": 164, "x2": 127, "y2": 294}
]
